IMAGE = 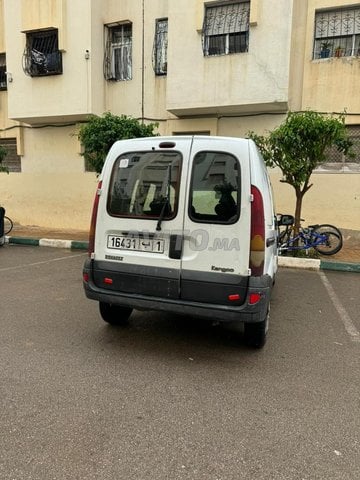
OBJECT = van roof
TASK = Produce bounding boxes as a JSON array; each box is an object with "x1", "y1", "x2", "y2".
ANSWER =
[{"x1": 111, "y1": 135, "x2": 252, "y2": 147}]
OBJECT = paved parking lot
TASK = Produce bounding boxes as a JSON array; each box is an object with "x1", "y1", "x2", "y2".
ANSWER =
[{"x1": 1, "y1": 244, "x2": 359, "y2": 479}]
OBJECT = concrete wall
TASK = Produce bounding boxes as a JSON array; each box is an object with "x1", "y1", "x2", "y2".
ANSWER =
[
  {"x1": 0, "y1": 0, "x2": 4, "y2": 52},
  {"x1": 1, "y1": 114, "x2": 358, "y2": 231},
  {"x1": 0, "y1": 125, "x2": 96, "y2": 229},
  {"x1": 166, "y1": 0, "x2": 292, "y2": 116},
  {"x1": 0, "y1": 0, "x2": 22, "y2": 158},
  {"x1": 5, "y1": 0, "x2": 100, "y2": 123},
  {"x1": 271, "y1": 170, "x2": 360, "y2": 230},
  {"x1": 302, "y1": 0, "x2": 360, "y2": 121},
  {"x1": 297, "y1": 0, "x2": 360, "y2": 229},
  {"x1": 103, "y1": 0, "x2": 169, "y2": 121}
]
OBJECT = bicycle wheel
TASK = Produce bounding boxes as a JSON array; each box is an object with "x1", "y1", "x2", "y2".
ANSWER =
[
  {"x1": 278, "y1": 229, "x2": 288, "y2": 245},
  {"x1": 312, "y1": 224, "x2": 343, "y2": 255},
  {"x1": 278, "y1": 227, "x2": 293, "y2": 251},
  {"x1": 4, "y1": 216, "x2": 13, "y2": 235}
]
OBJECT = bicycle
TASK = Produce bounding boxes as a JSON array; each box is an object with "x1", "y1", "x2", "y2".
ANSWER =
[
  {"x1": 0, "y1": 206, "x2": 13, "y2": 239},
  {"x1": 277, "y1": 214, "x2": 343, "y2": 256},
  {"x1": 3, "y1": 215, "x2": 13, "y2": 235}
]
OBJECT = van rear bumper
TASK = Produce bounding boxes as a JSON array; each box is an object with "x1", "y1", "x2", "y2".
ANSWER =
[{"x1": 83, "y1": 260, "x2": 272, "y2": 324}]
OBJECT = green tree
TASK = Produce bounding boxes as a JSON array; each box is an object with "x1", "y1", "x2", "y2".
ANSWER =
[
  {"x1": 0, "y1": 145, "x2": 9, "y2": 173},
  {"x1": 248, "y1": 111, "x2": 352, "y2": 232},
  {"x1": 78, "y1": 112, "x2": 159, "y2": 174}
]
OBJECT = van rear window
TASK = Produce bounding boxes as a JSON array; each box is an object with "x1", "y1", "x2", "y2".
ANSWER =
[
  {"x1": 107, "y1": 151, "x2": 182, "y2": 219},
  {"x1": 189, "y1": 151, "x2": 240, "y2": 224}
]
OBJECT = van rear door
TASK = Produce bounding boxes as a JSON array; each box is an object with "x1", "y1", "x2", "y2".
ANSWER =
[
  {"x1": 92, "y1": 137, "x2": 192, "y2": 300},
  {"x1": 180, "y1": 137, "x2": 251, "y2": 306}
]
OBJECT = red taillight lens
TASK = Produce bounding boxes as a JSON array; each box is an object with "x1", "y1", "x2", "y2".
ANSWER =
[
  {"x1": 250, "y1": 185, "x2": 265, "y2": 276},
  {"x1": 83, "y1": 273, "x2": 89, "y2": 283},
  {"x1": 88, "y1": 180, "x2": 102, "y2": 256},
  {"x1": 228, "y1": 294, "x2": 241, "y2": 302},
  {"x1": 249, "y1": 293, "x2": 261, "y2": 305}
]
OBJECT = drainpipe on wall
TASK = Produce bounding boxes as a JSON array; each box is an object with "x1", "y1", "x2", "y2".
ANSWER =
[{"x1": 141, "y1": 0, "x2": 145, "y2": 124}]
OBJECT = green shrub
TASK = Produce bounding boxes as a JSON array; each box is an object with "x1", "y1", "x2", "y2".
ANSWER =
[{"x1": 78, "y1": 112, "x2": 158, "y2": 174}]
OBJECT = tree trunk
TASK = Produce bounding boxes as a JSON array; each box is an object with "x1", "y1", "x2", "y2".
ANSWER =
[{"x1": 294, "y1": 189, "x2": 303, "y2": 237}]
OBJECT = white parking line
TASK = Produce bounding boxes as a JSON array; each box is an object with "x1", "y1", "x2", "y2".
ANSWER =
[
  {"x1": 319, "y1": 271, "x2": 360, "y2": 343},
  {"x1": 0, "y1": 253, "x2": 86, "y2": 272}
]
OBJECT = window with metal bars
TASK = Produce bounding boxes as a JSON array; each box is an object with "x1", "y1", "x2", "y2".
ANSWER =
[
  {"x1": 152, "y1": 18, "x2": 168, "y2": 75},
  {"x1": 313, "y1": 7, "x2": 360, "y2": 59},
  {"x1": 0, "y1": 138, "x2": 22, "y2": 172},
  {"x1": 0, "y1": 53, "x2": 6, "y2": 90},
  {"x1": 104, "y1": 23, "x2": 132, "y2": 81},
  {"x1": 22, "y1": 29, "x2": 62, "y2": 77},
  {"x1": 202, "y1": 1, "x2": 250, "y2": 56}
]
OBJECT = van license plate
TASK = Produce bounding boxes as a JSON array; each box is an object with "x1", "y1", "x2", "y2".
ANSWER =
[{"x1": 107, "y1": 235, "x2": 165, "y2": 254}]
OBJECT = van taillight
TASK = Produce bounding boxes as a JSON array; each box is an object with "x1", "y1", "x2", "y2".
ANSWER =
[
  {"x1": 250, "y1": 185, "x2": 265, "y2": 276},
  {"x1": 88, "y1": 180, "x2": 102, "y2": 256}
]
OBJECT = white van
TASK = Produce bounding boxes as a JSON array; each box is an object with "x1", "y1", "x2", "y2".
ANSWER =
[{"x1": 83, "y1": 136, "x2": 278, "y2": 348}]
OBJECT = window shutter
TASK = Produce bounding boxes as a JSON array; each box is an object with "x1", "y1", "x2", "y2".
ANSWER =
[
  {"x1": 315, "y1": 8, "x2": 360, "y2": 38},
  {"x1": 203, "y1": 2, "x2": 250, "y2": 36}
]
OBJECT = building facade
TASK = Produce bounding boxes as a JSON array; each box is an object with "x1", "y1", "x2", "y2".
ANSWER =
[{"x1": 0, "y1": 0, "x2": 359, "y2": 230}]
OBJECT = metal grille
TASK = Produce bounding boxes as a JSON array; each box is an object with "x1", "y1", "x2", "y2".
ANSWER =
[
  {"x1": 202, "y1": 1, "x2": 250, "y2": 56},
  {"x1": 104, "y1": 24, "x2": 132, "y2": 81},
  {"x1": 152, "y1": 18, "x2": 168, "y2": 75},
  {"x1": 0, "y1": 138, "x2": 22, "y2": 173},
  {"x1": 320, "y1": 126, "x2": 360, "y2": 172},
  {"x1": 84, "y1": 158, "x2": 96, "y2": 173},
  {"x1": 22, "y1": 29, "x2": 62, "y2": 77},
  {"x1": 313, "y1": 7, "x2": 360, "y2": 58},
  {"x1": 0, "y1": 54, "x2": 6, "y2": 90}
]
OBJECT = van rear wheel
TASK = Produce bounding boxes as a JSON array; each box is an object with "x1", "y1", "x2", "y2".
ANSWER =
[
  {"x1": 99, "y1": 302, "x2": 133, "y2": 326},
  {"x1": 244, "y1": 311, "x2": 269, "y2": 349}
]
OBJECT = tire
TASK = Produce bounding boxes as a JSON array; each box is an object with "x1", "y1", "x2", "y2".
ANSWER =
[
  {"x1": 244, "y1": 309, "x2": 269, "y2": 349},
  {"x1": 278, "y1": 230, "x2": 290, "y2": 254},
  {"x1": 4, "y1": 216, "x2": 13, "y2": 235},
  {"x1": 313, "y1": 224, "x2": 343, "y2": 255},
  {"x1": 278, "y1": 228, "x2": 290, "y2": 246},
  {"x1": 99, "y1": 302, "x2": 133, "y2": 326}
]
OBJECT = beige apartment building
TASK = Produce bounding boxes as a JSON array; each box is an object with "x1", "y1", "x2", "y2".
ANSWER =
[{"x1": 0, "y1": 0, "x2": 359, "y2": 230}]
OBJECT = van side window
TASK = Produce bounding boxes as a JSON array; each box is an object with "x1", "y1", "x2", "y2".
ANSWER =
[
  {"x1": 190, "y1": 151, "x2": 240, "y2": 223},
  {"x1": 107, "y1": 151, "x2": 182, "y2": 218}
]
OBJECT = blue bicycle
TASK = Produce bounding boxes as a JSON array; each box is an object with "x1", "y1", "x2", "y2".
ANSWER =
[{"x1": 277, "y1": 214, "x2": 343, "y2": 256}]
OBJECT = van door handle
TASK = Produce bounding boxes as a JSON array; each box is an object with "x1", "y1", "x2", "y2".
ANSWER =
[
  {"x1": 169, "y1": 234, "x2": 183, "y2": 259},
  {"x1": 266, "y1": 237, "x2": 276, "y2": 247}
]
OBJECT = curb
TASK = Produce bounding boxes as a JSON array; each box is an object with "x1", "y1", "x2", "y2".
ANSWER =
[
  {"x1": 320, "y1": 260, "x2": 360, "y2": 273},
  {"x1": 3, "y1": 236, "x2": 360, "y2": 273},
  {"x1": 279, "y1": 256, "x2": 360, "y2": 273},
  {"x1": 278, "y1": 256, "x2": 320, "y2": 271},
  {"x1": 5, "y1": 236, "x2": 89, "y2": 251}
]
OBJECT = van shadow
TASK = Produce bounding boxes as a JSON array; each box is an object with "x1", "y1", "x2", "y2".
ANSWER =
[{"x1": 92, "y1": 309, "x2": 263, "y2": 362}]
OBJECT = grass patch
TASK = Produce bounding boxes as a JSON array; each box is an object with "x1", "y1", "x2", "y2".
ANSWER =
[{"x1": 279, "y1": 248, "x2": 320, "y2": 259}]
